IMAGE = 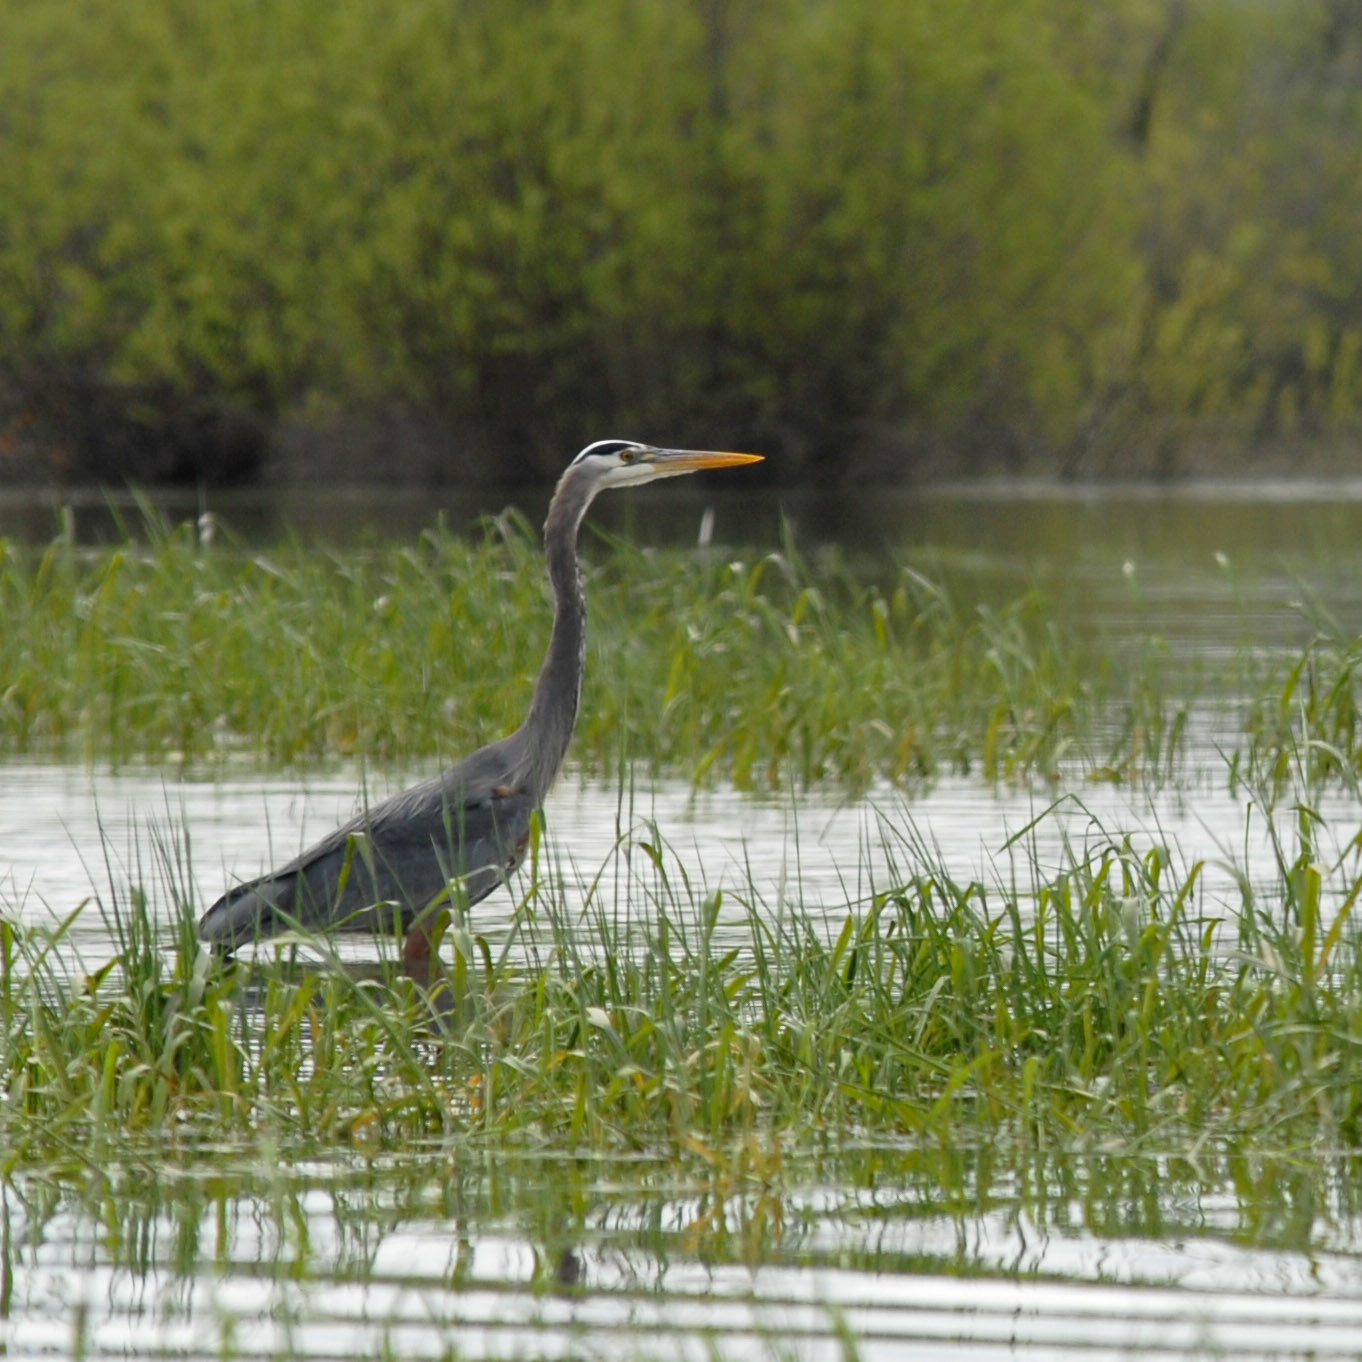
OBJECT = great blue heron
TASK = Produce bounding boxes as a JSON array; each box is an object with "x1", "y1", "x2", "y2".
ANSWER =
[{"x1": 197, "y1": 440, "x2": 762, "y2": 960}]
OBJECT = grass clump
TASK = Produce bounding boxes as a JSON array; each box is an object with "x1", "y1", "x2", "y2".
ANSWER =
[
  {"x1": 1241, "y1": 626, "x2": 1362, "y2": 797},
  {"x1": 0, "y1": 515, "x2": 1188, "y2": 789},
  {"x1": 6, "y1": 787, "x2": 1362, "y2": 1179}
]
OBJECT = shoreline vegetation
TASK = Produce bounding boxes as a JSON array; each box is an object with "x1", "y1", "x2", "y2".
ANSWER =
[{"x1": 6, "y1": 1, "x2": 1362, "y2": 486}]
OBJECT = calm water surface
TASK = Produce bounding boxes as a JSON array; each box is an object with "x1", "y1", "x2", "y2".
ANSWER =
[
  {"x1": 14, "y1": 1164, "x2": 1362, "y2": 1360},
  {"x1": 7, "y1": 481, "x2": 1362, "y2": 1359},
  {"x1": 11, "y1": 1118, "x2": 1362, "y2": 1359}
]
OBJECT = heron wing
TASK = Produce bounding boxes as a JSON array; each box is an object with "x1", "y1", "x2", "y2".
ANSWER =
[{"x1": 197, "y1": 776, "x2": 535, "y2": 950}]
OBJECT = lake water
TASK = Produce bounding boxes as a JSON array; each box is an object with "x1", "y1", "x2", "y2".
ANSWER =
[
  {"x1": 14, "y1": 1153, "x2": 1362, "y2": 1360},
  {"x1": 6, "y1": 480, "x2": 1362, "y2": 1359}
]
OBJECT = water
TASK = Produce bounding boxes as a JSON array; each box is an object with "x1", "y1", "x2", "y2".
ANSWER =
[
  {"x1": 8, "y1": 480, "x2": 1362, "y2": 1359},
  {"x1": 12, "y1": 1141, "x2": 1362, "y2": 1358}
]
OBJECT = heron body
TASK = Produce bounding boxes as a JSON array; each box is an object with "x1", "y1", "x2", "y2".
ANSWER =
[{"x1": 197, "y1": 440, "x2": 762, "y2": 958}]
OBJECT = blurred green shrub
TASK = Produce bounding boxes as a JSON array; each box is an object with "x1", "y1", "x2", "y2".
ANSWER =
[{"x1": 2, "y1": 0, "x2": 1360, "y2": 481}]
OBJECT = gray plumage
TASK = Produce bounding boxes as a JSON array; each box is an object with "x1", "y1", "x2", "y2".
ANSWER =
[{"x1": 197, "y1": 439, "x2": 761, "y2": 956}]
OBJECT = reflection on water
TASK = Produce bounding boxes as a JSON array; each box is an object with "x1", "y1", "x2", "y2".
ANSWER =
[
  {"x1": 9, "y1": 473, "x2": 1362, "y2": 556},
  {"x1": 11, "y1": 1146, "x2": 1362, "y2": 1360}
]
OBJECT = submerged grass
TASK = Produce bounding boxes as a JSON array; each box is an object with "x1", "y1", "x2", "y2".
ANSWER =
[
  {"x1": 0, "y1": 512, "x2": 1193, "y2": 788},
  {"x1": 6, "y1": 780, "x2": 1362, "y2": 1183}
]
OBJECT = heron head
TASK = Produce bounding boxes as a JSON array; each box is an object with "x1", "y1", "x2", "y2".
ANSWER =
[{"x1": 570, "y1": 439, "x2": 763, "y2": 489}]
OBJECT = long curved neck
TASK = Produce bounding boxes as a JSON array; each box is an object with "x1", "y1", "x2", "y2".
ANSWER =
[{"x1": 519, "y1": 464, "x2": 597, "y2": 799}]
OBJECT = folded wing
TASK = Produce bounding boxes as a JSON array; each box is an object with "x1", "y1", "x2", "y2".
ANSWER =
[{"x1": 198, "y1": 779, "x2": 535, "y2": 951}]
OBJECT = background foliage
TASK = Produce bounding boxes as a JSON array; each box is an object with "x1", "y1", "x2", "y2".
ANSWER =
[{"x1": 1, "y1": 0, "x2": 1360, "y2": 482}]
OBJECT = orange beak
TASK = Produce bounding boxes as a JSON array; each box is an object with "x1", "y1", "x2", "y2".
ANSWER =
[{"x1": 648, "y1": 448, "x2": 764, "y2": 472}]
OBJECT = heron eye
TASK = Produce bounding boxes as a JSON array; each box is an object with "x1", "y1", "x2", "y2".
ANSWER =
[{"x1": 620, "y1": 449, "x2": 635, "y2": 464}]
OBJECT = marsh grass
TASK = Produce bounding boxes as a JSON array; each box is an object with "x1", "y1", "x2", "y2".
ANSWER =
[
  {"x1": 0, "y1": 514, "x2": 1197, "y2": 789},
  {"x1": 7, "y1": 512, "x2": 1362, "y2": 1211},
  {"x1": 7, "y1": 779, "x2": 1362, "y2": 1187}
]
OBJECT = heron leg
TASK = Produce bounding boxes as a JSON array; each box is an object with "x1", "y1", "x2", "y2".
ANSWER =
[{"x1": 402, "y1": 908, "x2": 449, "y2": 965}]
